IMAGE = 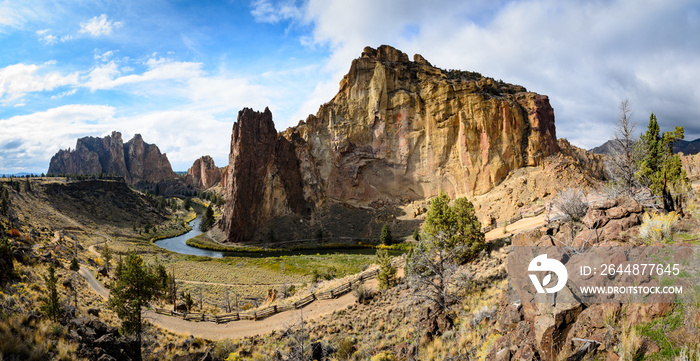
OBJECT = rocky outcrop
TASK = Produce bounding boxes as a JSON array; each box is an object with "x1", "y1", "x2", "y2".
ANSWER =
[
  {"x1": 48, "y1": 132, "x2": 178, "y2": 185},
  {"x1": 220, "y1": 108, "x2": 310, "y2": 243},
  {"x1": 287, "y1": 45, "x2": 558, "y2": 204},
  {"x1": 185, "y1": 155, "x2": 222, "y2": 189},
  {"x1": 220, "y1": 45, "x2": 560, "y2": 242},
  {"x1": 680, "y1": 152, "x2": 700, "y2": 180}
]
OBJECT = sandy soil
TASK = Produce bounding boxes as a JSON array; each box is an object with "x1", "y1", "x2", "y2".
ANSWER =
[{"x1": 485, "y1": 214, "x2": 547, "y2": 240}]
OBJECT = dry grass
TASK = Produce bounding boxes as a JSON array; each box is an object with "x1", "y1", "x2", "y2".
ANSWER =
[
  {"x1": 618, "y1": 319, "x2": 642, "y2": 361},
  {"x1": 639, "y1": 211, "x2": 680, "y2": 243}
]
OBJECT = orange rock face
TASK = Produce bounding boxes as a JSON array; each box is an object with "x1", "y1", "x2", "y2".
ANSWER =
[
  {"x1": 185, "y1": 156, "x2": 222, "y2": 190},
  {"x1": 284, "y1": 45, "x2": 558, "y2": 207},
  {"x1": 220, "y1": 45, "x2": 560, "y2": 242}
]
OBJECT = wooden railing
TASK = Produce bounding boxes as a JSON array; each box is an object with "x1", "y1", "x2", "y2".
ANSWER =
[{"x1": 152, "y1": 260, "x2": 399, "y2": 324}]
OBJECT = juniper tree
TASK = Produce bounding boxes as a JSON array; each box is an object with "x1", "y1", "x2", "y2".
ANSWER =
[
  {"x1": 605, "y1": 100, "x2": 641, "y2": 198},
  {"x1": 380, "y1": 224, "x2": 392, "y2": 245},
  {"x1": 376, "y1": 249, "x2": 397, "y2": 290},
  {"x1": 40, "y1": 263, "x2": 64, "y2": 322},
  {"x1": 407, "y1": 194, "x2": 480, "y2": 314},
  {"x1": 200, "y1": 204, "x2": 215, "y2": 232},
  {"x1": 0, "y1": 237, "x2": 14, "y2": 287},
  {"x1": 423, "y1": 193, "x2": 484, "y2": 263},
  {"x1": 635, "y1": 113, "x2": 690, "y2": 211},
  {"x1": 108, "y1": 253, "x2": 164, "y2": 360}
]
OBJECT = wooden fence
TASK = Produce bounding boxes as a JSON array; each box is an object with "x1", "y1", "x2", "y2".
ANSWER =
[
  {"x1": 152, "y1": 260, "x2": 395, "y2": 324},
  {"x1": 481, "y1": 206, "x2": 546, "y2": 233}
]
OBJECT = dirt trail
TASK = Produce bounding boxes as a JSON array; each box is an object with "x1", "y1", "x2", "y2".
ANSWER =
[
  {"x1": 79, "y1": 261, "x2": 383, "y2": 340},
  {"x1": 485, "y1": 214, "x2": 547, "y2": 240},
  {"x1": 79, "y1": 266, "x2": 109, "y2": 299}
]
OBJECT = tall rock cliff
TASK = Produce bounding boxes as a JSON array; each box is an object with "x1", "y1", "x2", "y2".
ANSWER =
[
  {"x1": 220, "y1": 45, "x2": 559, "y2": 242},
  {"x1": 220, "y1": 108, "x2": 310, "y2": 243},
  {"x1": 184, "y1": 155, "x2": 222, "y2": 189},
  {"x1": 48, "y1": 132, "x2": 178, "y2": 185}
]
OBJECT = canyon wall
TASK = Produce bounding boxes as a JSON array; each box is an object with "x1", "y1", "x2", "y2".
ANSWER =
[{"x1": 220, "y1": 45, "x2": 560, "y2": 242}]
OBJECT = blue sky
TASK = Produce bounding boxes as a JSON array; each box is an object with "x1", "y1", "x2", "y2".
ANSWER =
[{"x1": 1, "y1": 0, "x2": 699, "y2": 174}]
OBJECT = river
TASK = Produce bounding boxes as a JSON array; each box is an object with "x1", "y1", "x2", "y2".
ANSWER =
[{"x1": 153, "y1": 216, "x2": 405, "y2": 258}]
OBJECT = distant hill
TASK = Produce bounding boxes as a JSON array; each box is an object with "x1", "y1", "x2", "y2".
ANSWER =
[
  {"x1": 589, "y1": 137, "x2": 700, "y2": 155},
  {"x1": 589, "y1": 139, "x2": 624, "y2": 155},
  {"x1": 674, "y1": 138, "x2": 700, "y2": 155}
]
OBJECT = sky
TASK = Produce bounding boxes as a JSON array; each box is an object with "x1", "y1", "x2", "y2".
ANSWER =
[{"x1": 1, "y1": 0, "x2": 699, "y2": 174}]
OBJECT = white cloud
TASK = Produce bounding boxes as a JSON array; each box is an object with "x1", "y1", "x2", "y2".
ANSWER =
[
  {"x1": 94, "y1": 50, "x2": 116, "y2": 62},
  {"x1": 36, "y1": 28, "x2": 73, "y2": 44},
  {"x1": 51, "y1": 88, "x2": 78, "y2": 99},
  {"x1": 0, "y1": 63, "x2": 79, "y2": 104},
  {"x1": 83, "y1": 58, "x2": 203, "y2": 91},
  {"x1": 250, "y1": 0, "x2": 303, "y2": 24},
  {"x1": 36, "y1": 29, "x2": 57, "y2": 44},
  {"x1": 0, "y1": 104, "x2": 233, "y2": 173},
  {"x1": 79, "y1": 14, "x2": 122, "y2": 37},
  {"x1": 0, "y1": 105, "x2": 117, "y2": 172}
]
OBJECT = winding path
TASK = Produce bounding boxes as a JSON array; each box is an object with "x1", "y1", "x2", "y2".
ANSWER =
[{"x1": 78, "y1": 261, "x2": 379, "y2": 340}]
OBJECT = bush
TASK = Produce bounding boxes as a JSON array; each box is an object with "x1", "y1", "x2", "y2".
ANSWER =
[
  {"x1": 554, "y1": 188, "x2": 588, "y2": 222},
  {"x1": 639, "y1": 212, "x2": 679, "y2": 243},
  {"x1": 371, "y1": 351, "x2": 397, "y2": 361},
  {"x1": 352, "y1": 284, "x2": 375, "y2": 305},
  {"x1": 310, "y1": 267, "x2": 337, "y2": 283},
  {"x1": 70, "y1": 257, "x2": 79, "y2": 272},
  {"x1": 335, "y1": 337, "x2": 357, "y2": 360}
]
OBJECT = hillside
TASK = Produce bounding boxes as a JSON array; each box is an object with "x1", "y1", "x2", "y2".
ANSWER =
[{"x1": 590, "y1": 137, "x2": 700, "y2": 155}]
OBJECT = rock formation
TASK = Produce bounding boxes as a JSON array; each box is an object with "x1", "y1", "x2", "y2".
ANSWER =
[
  {"x1": 220, "y1": 45, "x2": 560, "y2": 242},
  {"x1": 220, "y1": 108, "x2": 309, "y2": 243},
  {"x1": 185, "y1": 155, "x2": 222, "y2": 189},
  {"x1": 48, "y1": 132, "x2": 178, "y2": 185},
  {"x1": 680, "y1": 152, "x2": 700, "y2": 181}
]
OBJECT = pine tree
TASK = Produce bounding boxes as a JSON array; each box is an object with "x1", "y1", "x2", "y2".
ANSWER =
[
  {"x1": 108, "y1": 253, "x2": 163, "y2": 359},
  {"x1": 101, "y1": 244, "x2": 113, "y2": 273},
  {"x1": 376, "y1": 249, "x2": 397, "y2": 290},
  {"x1": 40, "y1": 263, "x2": 64, "y2": 322},
  {"x1": 380, "y1": 224, "x2": 392, "y2": 245},
  {"x1": 423, "y1": 193, "x2": 484, "y2": 262},
  {"x1": 200, "y1": 204, "x2": 215, "y2": 232},
  {"x1": 636, "y1": 113, "x2": 690, "y2": 211}
]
